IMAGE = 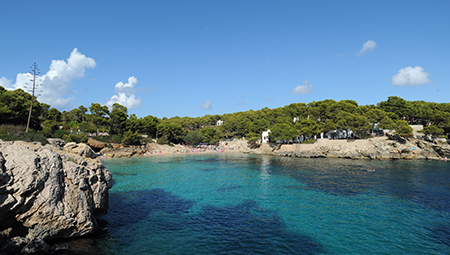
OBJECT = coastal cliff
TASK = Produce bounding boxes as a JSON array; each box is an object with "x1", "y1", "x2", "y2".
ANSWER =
[{"x1": 0, "y1": 140, "x2": 113, "y2": 254}]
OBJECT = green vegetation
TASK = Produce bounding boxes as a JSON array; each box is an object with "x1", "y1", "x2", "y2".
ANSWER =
[
  {"x1": 0, "y1": 132, "x2": 48, "y2": 145},
  {"x1": 419, "y1": 125, "x2": 445, "y2": 136},
  {"x1": 2, "y1": 85, "x2": 450, "y2": 145},
  {"x1": 184, "y1": 131, "x2": 205, "y2": 145}
]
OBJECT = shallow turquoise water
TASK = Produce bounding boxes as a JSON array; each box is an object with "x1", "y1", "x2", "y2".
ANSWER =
[{"x1": 95, "y1": 154, "x2": 450, "y2": 254}]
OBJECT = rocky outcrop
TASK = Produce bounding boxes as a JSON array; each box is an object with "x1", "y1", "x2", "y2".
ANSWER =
[
  {"x1": 46, "y1": 138, "x2": 66, "y2": 151},
  {"x1": 271, "y1": 137, "x2": 450, "y2": 160},
  {"x1": 0, "y1": 141, "x2": 113, "y2": 254},
  {"x1": 100, "y1": 145, "x2": 149, "y2": 158},
  {"x1": 87, "y1": 138, "x2": 105, "y2": 152},
  {"x1": 432, "y1": 145, "x2": 450, "y2": 157}
]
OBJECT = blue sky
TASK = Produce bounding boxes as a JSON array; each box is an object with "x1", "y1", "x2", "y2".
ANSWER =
[{"x1": 1, "y1": 1, "x2": 449, "y2": 118}]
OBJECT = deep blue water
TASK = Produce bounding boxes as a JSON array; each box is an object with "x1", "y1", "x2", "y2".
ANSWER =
[{"x1": 90, "y1": 154, "x2": 450, "y2": 254}]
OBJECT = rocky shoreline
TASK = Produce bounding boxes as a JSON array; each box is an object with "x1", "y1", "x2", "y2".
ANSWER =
[
  {"x1": 89, "y1": 136, "x2": 450, "y2": 162},
  {"x1": 0, "y1": 140, "x2": 113, "y2": 254},
  {"x1": 266, "y1": 136, "x2": 450, "y2": 161}
]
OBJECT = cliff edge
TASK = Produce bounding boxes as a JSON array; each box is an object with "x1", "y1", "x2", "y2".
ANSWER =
[{"x1": 0, "y1": 140, "x2": 113, "y2": 254}]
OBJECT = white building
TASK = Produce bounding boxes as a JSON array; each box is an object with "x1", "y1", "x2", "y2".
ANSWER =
[
  {"x1": 262, "y1": 129, "x2": 271, "y2": 143},
  {"x1": 216, "y1": 120, "x2": 224, "y2": 126}
]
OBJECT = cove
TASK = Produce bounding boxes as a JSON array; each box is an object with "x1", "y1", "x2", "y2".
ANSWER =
[{"x1": 90, "y1": 154, "x2": 450, "y2": 254}]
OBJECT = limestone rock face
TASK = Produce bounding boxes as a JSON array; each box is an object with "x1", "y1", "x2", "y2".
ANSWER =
[
  {"x1": 46, "y1": 138, "x2": 66, "y2": 151},
  {"x1": 64, "y1": 142, "x2": 97, "y2": 159},
  {"x1": 0, "y1": 141, "x2": 113, "y2": 254},
  {"x1": 87, "y1": 138, "x2": 105, "y2": 152},
  {"x1": 432, "y1": 144, "x2": 450, "y2": 157},
  {"x1": 272, "y1": 137, "x2": 442, "y2": 160}
]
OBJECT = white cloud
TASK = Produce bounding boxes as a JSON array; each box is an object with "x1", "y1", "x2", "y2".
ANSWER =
[
  {"x1": 0, "y1": 48, "x2": 96, "y2": 109},
  {"x1": 115, "y1": 76, "x2": 138, "y2": 94},
  {"x1": 201, "y1": 99, "x2": 212, "y2": 110},
  {"x1": 291, "y1": 80, "x2": 314, "y2": 95},
  {"x1": 356, "y1": 40, "x2": 377, "y2": 56},
  {"x1": 106, "y1": 76, "x2": 142, "y2": 109},
  {"x1": 0, "y1": 77, "x2": 13, "y2": 88},
  {"x1": 391, "y1": 66, "x2": 432, "y2": 87}
]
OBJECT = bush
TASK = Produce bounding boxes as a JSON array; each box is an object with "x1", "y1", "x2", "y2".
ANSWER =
[
  {"x1": 53, "y1": 129, "x2": 70, "y2": 139},
  {"x1": 122, "y1": 130, "x2": 142, "y2": 145},
  {"x1": 394, "y1": 120, "x2": 413, "y2": 137},
  {"x1": 0, "y1": 125, "x2": 26, "y2": 135},
  {"x1": 209, "y1": 139, "x2": 219, "y2": 146},
  {"x1": 300, "y1": 139, "x2": 316, "y2": 144},
  {"x1": 62, "y1": 133, "x2": 88, "y2": 144},
  {"x1": 184, "y1": 131, "x2": 205, "y2": 145},
  {"x1": 69, "y1": 121, "x2": 79, "y2": 129},
  {"x1": 0, "y1": 132, "x2": 48, "y2": 145},
  {"x1": 91, "y1": 136, "x2": 110, "y2": 143},
  {"x1": 157, "y1": 136, "x2": 169, "y2": 145},
  {"x1": 419, "y1": 125, "x2": 444, "y2": 136},
  {"x1": 38, "y1": 128, "x2": 53, "y2": 138},
  {"x1": 110, "y1": 135, "x2": 122, "y2": 144}
]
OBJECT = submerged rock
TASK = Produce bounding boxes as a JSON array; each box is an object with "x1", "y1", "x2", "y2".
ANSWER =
[{"x1": 0, "y1": 141, "x2": 113, "y2": 254}]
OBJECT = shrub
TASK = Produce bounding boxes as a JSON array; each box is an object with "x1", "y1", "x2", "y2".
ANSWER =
[
  {"x1": 157, "y1": 137, "x2": 169, "y2": 145},
  {"x1": 301, "y1": 139, "x2": 315, "y2": 144},
  {"x1": 63, "y1": 133, "x2": 88, "y2": 144},
  {"x1": 110, "y1": 135, "x2": 122, "y2": 144},
  {"x1": 0, "y1": 124, "x2": 26, "y2": 135},
  {"x1": 38, "y1": 128, "x2": 53, "y2": 138},
  {"x1": 209, "y1": 139, "x2": 219, "y2": 146},
  {"x1": 53, "y1": 129, "x2": 70, "y2": 139},
  {"x1": 184, "y1": 131, "x2": 205, "y2": 145},
  {"x1": 122, "y1": 130, "x2": 142, "y2": 145},
  {"x1": 394, "y1": 120, "x2": 413, "y2": 137},
  {"x1": 0, "y1": 132, "x2": 48, "y2": 145}
]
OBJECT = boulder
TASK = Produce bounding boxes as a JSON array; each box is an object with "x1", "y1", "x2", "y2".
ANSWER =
[
  {"x1": 87, "y1": 138, "x2": 105, "y2": 152},
  {"x1": 432, "y1": 145, "x2": 450, "y2": 157},
  {"x1": 64, "y1": 142, "x2": 97, "y2": 159},
  {"x1": 0, "y1": 141, "x2": 113, "y2": 254},
  {"x1": 112, "y1": 148, "x2": 135, "y2": 158},
  {"x1": 46, "y1": 138, "x2": 66, "y2": 150}
]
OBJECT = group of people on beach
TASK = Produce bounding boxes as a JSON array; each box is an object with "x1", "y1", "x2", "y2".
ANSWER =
[{"x1": 147, "y1": 144, "x2": 233, "y2": 156}]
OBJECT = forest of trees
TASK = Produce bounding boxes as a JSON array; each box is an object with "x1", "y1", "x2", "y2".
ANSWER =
[{"x1": 1, "y1": 85, "x2": 450, "y2": 146}]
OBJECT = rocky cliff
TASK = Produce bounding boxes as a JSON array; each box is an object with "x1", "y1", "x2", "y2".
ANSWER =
[{"x1": 0, "y1": 140, "x2": 113, "y2": 254}]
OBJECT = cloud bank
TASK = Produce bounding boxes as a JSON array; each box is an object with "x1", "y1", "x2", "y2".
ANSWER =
[
  {"x1": 291, "y1": 80, "x2": 314, "y2": 95},
  {"x1": 106, "y1": 76, "x2": 142, "y2": 109},
  {"x1": 0, "y1": 48, "x2": 96, "y2": 109},
  {"x1": 201, "y1": 99, "x2": 212, "y2": 110},
  {"x1": 356, "y1": 40, "x2": 377, "y2": 56},
  {"x1": 391, "y1": 66, "x2": 432, "y2": 87}
]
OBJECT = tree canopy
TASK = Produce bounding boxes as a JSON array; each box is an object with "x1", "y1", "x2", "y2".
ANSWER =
[{"x1": 2, "y1": 86, "x2": 449, "y2": 144}]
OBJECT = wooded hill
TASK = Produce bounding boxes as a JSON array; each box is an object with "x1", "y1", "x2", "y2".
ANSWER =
[{"x1": 1, "y1": 85, "x2": 449, "y2": 145}]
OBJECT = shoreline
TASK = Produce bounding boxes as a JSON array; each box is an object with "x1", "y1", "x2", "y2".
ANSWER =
[{"x1": 98, "y1": 137, "x2": 450, "y2": 162}]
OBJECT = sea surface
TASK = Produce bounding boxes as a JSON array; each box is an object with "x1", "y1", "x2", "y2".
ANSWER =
[{"x1": 84, "y1": 154, "x2": 449, "y2": 254}]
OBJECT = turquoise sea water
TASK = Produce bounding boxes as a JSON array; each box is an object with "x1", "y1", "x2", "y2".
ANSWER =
[{"x1": 92, "y1": 154, "x2": 450, "y2": 254}]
